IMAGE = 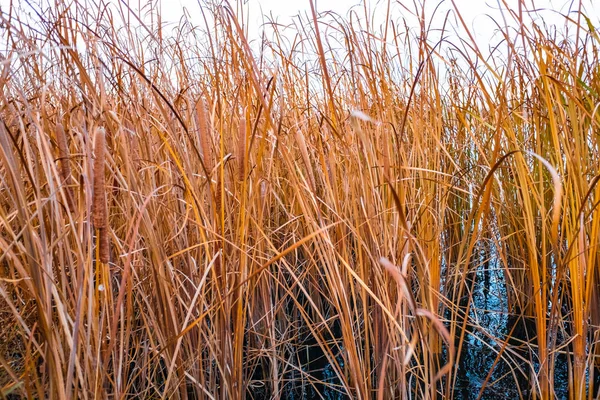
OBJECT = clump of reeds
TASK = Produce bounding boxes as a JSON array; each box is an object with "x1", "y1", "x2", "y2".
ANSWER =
[{"x1": 0, "y1": 0, "x2": 599, "y2": 399}]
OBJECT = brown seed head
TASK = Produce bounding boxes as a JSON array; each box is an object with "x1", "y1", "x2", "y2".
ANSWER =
[
  {"x1": 98, "y1": 227, "x2": 110, "y2": 264},
  {"x1": 92, "y1": 127, "x2": 107, "y2": 229}
]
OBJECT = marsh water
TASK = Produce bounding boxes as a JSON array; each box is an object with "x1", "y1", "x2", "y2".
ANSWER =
[
  {"x1": 251, "y1": 254, "x2": 581, "y2": 400},
  {"x1": 451, "y1": 260, "x2": 569, "y2": 399}
]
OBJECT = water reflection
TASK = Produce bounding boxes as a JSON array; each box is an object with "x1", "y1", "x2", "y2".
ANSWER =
[{"x1": 252, "y1": 255, "x2": 576, "y2": 399}]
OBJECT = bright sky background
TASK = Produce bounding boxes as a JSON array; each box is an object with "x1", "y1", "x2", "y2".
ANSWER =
[
  {"x1": 153, "y1": 0, "x2": 599, "y2": 44},
  {"x1": 0, "y1": 0, "x2": 598, "y2": 61},
  {"x1": 1, "y1": 0, "x2": 598, "y2": 43}
]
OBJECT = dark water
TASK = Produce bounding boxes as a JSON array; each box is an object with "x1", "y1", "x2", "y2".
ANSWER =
[
  {"x1": 248, "y1": 255, "x2": 585, "y2": 399},
  {"x1": 451, "y1": 259, "x2": 569, "y2": 399}
]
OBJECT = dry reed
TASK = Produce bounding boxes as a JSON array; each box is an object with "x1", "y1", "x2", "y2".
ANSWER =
[
  {"x1": 55, "y1": 122, "x2": 74, "y2": 210},
  {"x1": 0, "y1": 0, "x2": 599, "y2": 399}
]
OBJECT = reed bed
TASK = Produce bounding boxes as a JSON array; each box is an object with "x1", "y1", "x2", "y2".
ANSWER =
[{"x1": 0, "y1": 0, "x2": 599, "y2": 398}]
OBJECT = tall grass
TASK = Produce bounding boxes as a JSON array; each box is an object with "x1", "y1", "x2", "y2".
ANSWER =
[{"x1": 0, "y1": 0, "x2": 599, "y2": 398}]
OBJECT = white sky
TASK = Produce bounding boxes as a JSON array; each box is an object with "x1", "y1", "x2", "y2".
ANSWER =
[
  {"x1": 1, "y1": 0, "x2": 597, "y2": 44},
  {"x1": 153, "y1": 0, "x2": 599, "y2": 43},
  {"x1": 0, "y1": 0, "x2": 597, "y2": 66}
]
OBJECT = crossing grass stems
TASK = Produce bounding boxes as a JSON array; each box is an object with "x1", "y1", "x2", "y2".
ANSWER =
[{"x1": 0, "y1": 0, "x2": 599, "y2": 398}]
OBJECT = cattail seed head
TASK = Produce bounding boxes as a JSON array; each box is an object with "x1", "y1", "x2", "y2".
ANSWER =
[
  {"x1": 92, "y1": 127, "x2": 107, "y2": 229},
  {"x1": 98, "y1": 227, "x2": 110, "y2": 264}
]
